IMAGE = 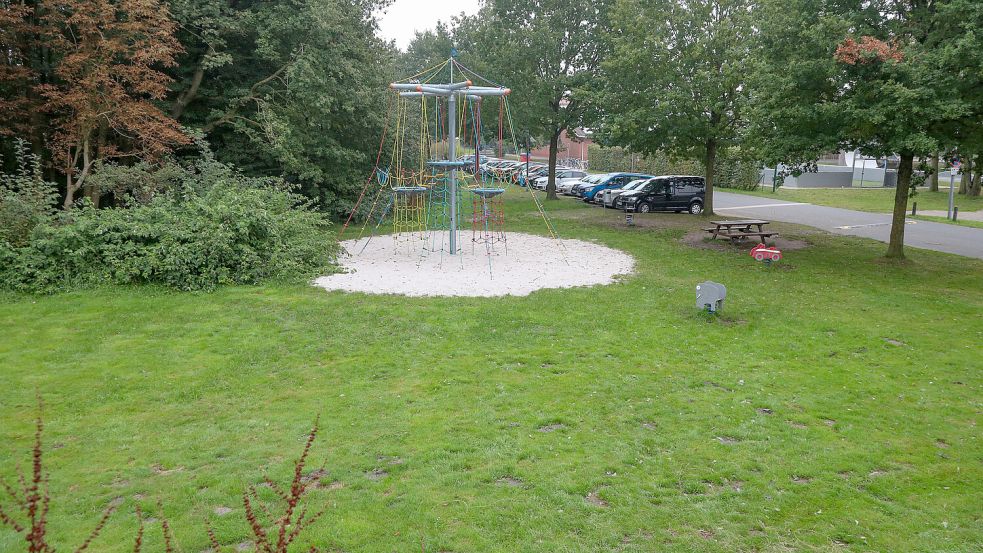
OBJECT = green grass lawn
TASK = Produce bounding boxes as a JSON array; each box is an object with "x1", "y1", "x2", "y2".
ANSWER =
[
  {"x1": 912, "y1": 214, "x2": 983, "y2": 229},
  {"x1": 2, "y1": 191, "x2": 981, "y2": 552},
  {"x1": 731, "y1": 186, "x2": 983, "y2": 216}
]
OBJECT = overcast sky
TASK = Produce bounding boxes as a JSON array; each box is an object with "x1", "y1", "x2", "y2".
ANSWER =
[{"x1": 376, "y1": 0, "x2": 483, "y2": 51}]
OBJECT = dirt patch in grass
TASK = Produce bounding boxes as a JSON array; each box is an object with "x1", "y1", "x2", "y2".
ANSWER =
[
  {"x1": 555, "y1": 208, "x2": 700, "y2": 231},
  {"x1": 703, "y1": 381, "x2": 733, "y2": 392},
  {"x1": 718, "y1": 317, "x2": 749, "y2": 326},
  {"x1": 365, "y1": 468, "x2": 388, "y2": 481},
  {"x1": 791, "y1": 476, "x2": 812, "y2": 484},
  {"x1": 538, "y1": 423, "x2": 566, "y2": 433},
  {"x1": 151, "y1": 463, "x2": 184, "y2": 475},
  {"x1": 213, "y1": 506, "x2": 233, "y2": 516},
  {"x1": 300, "y1": 468, "x2": 328, "y2": 487},
  {"x1": 585, "y1": 490, "x2": 608, "y2": 507},
  {"x1": 716, "y1": 436, "x2": 740, "y2": 445},
  {"x1": 787, "y1": 421, "x2": 807, "y2": 429},
  {"x1": 496, "y1": 476, "x2": 523, "y2": 487},
  {"x1": 376, "y1": 455, "x2": 403, "y2": 465},
  {"x1": 884, "y1": 338, "x2": 907, "y2": 347},
  {"x1": 680, "y1": 230, "x2": 810, "y2": 254},
  {"x1": 756, "y1": 408, "x2": 774, "y2": 415}
]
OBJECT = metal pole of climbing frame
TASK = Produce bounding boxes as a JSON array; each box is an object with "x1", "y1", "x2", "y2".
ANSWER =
[
  {"x1": 391, "y1": 57, "x2": 511, "y2": 255},
  {"x1": 448, "y1": 91, "x2": 457, "y2": 254}
]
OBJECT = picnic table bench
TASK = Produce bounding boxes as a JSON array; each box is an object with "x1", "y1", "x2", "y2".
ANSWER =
[{"x1": 704, "y1": 219, "x2": 777, "y2": 243}]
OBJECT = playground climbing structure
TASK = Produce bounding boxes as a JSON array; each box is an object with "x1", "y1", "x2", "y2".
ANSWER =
[{"x1": 341, "y1": 55, "x2": 558, "y2": 263}]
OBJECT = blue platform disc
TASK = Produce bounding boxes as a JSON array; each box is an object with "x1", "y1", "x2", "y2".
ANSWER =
[
  {"x1": 392, "y1": 186, "x2": 427, "y2": 194},
  {"x1": 471, "y1": 187, "x2": 506, "y2": 198}
]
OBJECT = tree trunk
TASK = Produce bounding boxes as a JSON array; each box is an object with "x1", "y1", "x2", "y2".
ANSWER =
[
  {"x1": 958, "y1": 157, "x2": 970, "y2": 194},
  {"x1": 545, "y1": 130, "x2": 561, "y2": 201},
  {"x1": 64, "y1": 174, "x2": 77, "y2": 209},
  {"x1": 970, "y1": 154, "x2": 982, "y2": 197},
  {"x1": 83, "y1": 183, "x2": 100, "y2": 208},
  {"x1": 704, "y1": 139, "x2": 716, "y2": 215},
  {"x1": 63, "y1": 139, "x2": 92, "y2": 209},
  {"x1": 929, "y1": 155, "x2": 939, "y2": 192},
  {"x1": 171, "y1": 53, "x2": 209, "y2": 120},
  {"x1": 885, "y1": 152, "x2": 913, "y2": 259}
]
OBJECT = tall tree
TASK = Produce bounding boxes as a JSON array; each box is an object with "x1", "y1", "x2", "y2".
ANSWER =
[
  {"x1": 1, "y1": 0, "x2": 189, "y2": 207},
  {"x1": 476, "y1": 0, "x2": 612, "y2": 200},
  {"x1": 929, "y1": 0, "x2": 983, "y2": 197},
  {"x1": 753, "y1": 0, "x2": 974, "y2": 258},
  {"x1": 600, "y1": 0, "x2": 754, "y2": 215},
  {"x1": 43, "y1": 0, "x2": 189, "y2": 207},
  {"x1": 166, "y1": 0, "x2": 393, "y2": 215}
]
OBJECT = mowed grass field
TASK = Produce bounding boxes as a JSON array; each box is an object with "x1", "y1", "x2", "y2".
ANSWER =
[{"x1": 1, "y1": 190, "x2": 981, "y2": 552}]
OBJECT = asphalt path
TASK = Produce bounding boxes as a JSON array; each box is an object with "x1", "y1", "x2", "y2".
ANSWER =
[{"x1": 713, "y1": 191, "x2": 983, "y2": 259}]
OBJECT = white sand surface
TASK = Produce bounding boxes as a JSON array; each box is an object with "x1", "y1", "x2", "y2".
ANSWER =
[{"x1": 313, "y1": 232, "x2": 635, "y2": 297}]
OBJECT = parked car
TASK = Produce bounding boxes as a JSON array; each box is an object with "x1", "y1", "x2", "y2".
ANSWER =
[
  {"x1": 458, "y1": 154, "x2": 490, "y2": 173},
  {"x1": 516, "y1": 164, "x2": 549, "y2": 186},
  {"x1": 532, "y1": 169, "x2": 588, "y2": 191},
  {"x1": 478, "y1": 159, "x2": 510, "y2": 178},
  {"x1": 579, "y1": 173, "x2": 653, "y2": 201},
  {"x1": 617, "y1": 175, "x2": 706, "y2": 214},
  {"x1": 562, "y1": 173, "x2": 606, "y2": 195},
  {"x1": 500, "y1": 161, "x2": 532, "y2": 181},
  {"x1": 601, "y1": 178, "x2": 650, "y2": 208}
]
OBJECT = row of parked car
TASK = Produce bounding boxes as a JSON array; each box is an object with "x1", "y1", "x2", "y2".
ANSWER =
[
  {"x1": 459, "y1": 155, "x2": 707, "y2": 215},
  {"x1": 458, "y1": 155, "x2": 588, "y2": 189}
]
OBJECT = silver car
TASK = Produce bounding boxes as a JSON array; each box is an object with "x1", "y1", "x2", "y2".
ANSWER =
[
  {"x1": 602, "y1": 178, "x2": 651, "y2": 208},
  {"x1": 532, "y1": 169, "x2": 588, "y2": 191}
]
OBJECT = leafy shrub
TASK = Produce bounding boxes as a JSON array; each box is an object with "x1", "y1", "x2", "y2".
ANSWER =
[
  {"x1": 0, "y1": 140, "x2": 59, "y2": 247},
  {"x1": 587, "y1": 144, "x2": 762, "y2": 190},
  {"x1": 1, "y1": 160, "x2": 339, "y2": 292}
]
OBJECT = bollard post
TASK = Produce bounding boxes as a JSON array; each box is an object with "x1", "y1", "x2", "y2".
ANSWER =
[
  {"x1": 911, "y1": 202, "x2": 916, "y2": 216},
  {"x1": 953, "y1": 207, "x2": 958, "y2": 222}
]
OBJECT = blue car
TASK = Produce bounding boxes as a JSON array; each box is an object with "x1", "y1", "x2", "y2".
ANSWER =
[{"x1": 580, "y1": 173, "x2": 653, "y2": 202}]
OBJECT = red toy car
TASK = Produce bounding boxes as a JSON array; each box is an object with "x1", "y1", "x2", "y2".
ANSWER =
[{"x1": 750, "y1": 243, "x2": 782, "y2": 262}]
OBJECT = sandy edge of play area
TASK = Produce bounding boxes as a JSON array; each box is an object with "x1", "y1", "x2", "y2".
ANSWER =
[{"x1": 312, "y1": 232, "x2": 635, "y2": 297}]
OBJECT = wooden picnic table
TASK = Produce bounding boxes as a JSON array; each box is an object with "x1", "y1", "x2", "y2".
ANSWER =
[{"x1": 704, "y1": 219, "x2": 777, "y2": 243}]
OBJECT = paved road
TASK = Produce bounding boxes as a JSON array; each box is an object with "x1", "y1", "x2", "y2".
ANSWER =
[{"x1": 713, "y1": 191, "x2": 983, "y2": 260}]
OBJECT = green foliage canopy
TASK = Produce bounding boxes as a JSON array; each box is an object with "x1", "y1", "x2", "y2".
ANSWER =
[
  {"x1": 599, "y1": 0, "x2": 755, "y2": 214},
  {"x1": 167, "y1": 0, "x2": 394, "y2": 216}
]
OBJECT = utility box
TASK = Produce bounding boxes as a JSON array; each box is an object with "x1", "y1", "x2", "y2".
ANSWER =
[{"x1": 696, "y1": 281, "x2": 726, "y2": 313}]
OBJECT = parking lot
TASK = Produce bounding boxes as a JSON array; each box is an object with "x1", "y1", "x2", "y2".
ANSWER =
[{"x1": 464, "y1": 155, "x2": 708, "y2": 216}]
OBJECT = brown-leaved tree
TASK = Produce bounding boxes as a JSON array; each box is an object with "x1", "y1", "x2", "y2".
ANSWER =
[{"x1": 1, "y1": 0, "x2": 190, "y2": 207}]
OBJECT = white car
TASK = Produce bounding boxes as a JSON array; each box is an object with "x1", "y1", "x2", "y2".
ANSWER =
[{"x1": 532, "y1": 170, "x2": 589, "y2": 191}]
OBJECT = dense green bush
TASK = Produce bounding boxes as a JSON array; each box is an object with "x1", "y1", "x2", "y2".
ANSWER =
[
  {"x1": 0, "y1": 160, "x2": 339, "y2": 293},
  {"x1": 587, "y1": 145, "x2": 762, "y2": 190}
]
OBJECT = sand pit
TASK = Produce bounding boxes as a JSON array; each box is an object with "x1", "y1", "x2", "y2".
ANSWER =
[{"x1": 313, "y1": 232, "x2": 635, "y2": 297}]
